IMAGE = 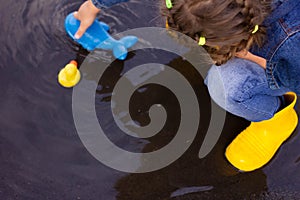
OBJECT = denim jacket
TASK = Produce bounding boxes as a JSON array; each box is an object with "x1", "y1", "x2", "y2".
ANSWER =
[
  {"x1": 252, "y1": 0, "x2": 300, "y2": 94},
  {"x1": 91, "y1": 0, "x2": 128, "y2": 9}
]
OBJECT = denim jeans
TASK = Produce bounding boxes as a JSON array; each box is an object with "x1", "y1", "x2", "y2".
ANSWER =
[{"x1": 204, "y1": 58, "x2": 290, "y2": 122}]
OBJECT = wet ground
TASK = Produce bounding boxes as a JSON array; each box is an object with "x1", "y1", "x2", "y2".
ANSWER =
[{"x1": 1, "y1": 0, "x2": 300, "y2": 199}]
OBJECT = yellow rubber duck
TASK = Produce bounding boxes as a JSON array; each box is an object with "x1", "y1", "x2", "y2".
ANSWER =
[{"x1": 58, "y1": 60, "x2": 81, "y2": 88}]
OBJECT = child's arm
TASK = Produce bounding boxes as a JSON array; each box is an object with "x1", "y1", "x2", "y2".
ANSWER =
[
  {"x1": 235, "y1": 50, "x2": 267, "y2": 69},
  {"x1": 74, "y1": 0, "x2": 100, "y2": 39},
  {"x1": 74, "y1": 0, "x2": 129, "y2": 39}
]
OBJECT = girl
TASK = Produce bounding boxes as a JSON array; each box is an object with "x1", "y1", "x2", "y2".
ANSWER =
[
  {"x1": 163, "y1": 0, "x2": 300, "y2": 172},
  {"x1": 74, "y1": 0, "x2": 300, "y2": 172}
]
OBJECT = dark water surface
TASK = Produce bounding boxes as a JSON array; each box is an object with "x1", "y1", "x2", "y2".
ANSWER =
[{"x1": 1, "y1": 0, "x2": 300, "y2": 199}]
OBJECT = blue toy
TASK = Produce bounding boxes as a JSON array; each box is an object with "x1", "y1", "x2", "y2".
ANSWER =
[{"x1": 65, "y1": 12, "x2": 138, "y2": 60}]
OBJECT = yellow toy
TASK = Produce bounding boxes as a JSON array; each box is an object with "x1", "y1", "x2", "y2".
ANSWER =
[
  {"x1": 58, "y1": 60, "x2": 81, "y2": 88},
  {"x1": 226, "y1": 92, "x2": 298, "y2": 171}
]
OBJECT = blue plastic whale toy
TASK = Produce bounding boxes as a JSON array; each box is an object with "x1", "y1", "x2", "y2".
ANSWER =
[{"x1": 65, "y1": 12, "x2": 138, "y2": 60}]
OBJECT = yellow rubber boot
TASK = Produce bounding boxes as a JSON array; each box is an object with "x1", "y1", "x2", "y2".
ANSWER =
[{"x1": 225, "y1": 92, "x2": 298, "y2": 172}]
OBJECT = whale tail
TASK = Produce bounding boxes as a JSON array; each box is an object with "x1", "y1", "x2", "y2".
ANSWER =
[{"x1": 97, "y1": 36, "x2": 138, "y2": 60}]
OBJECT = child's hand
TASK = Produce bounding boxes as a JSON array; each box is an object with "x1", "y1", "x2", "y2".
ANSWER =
[
  {"x1": 74, "y1": 0, "x2": 100, "y2": 39},
  {"x1": 235, "y1": 49, "x2": 251, "y2": 59},
  {"x1": 235, "y1": 49, "x2": 266, "y2": 69}
]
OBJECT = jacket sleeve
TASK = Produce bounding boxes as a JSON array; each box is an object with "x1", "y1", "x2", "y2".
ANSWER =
[
  {"x1": 91, "y1": 0, "x2": 129, "y2": 9},
  {"x1": 265, "y1": 34, "x2": 300, "y2": 94}
]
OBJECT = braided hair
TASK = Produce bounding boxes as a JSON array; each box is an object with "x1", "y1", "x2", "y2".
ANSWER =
[{"x1": 162, "y1": 0, "x2": 272, "y2": 65}]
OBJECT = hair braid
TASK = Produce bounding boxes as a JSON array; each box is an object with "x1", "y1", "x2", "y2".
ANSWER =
[{"x1": 161, "y1": 0, "x2": 272, "y2": 65}]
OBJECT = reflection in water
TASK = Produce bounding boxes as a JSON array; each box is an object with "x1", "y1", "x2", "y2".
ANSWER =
[
  {"x1": 94, "y1": 51, "x2": 267, "y2": 199},
  {"x1": 1, "y1": 0, "x2": 300, "y2": 199}
]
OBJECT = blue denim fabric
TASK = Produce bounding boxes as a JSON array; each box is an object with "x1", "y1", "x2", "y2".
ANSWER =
[
  {"x1": 205, "y1": 0, "x2": 300, "y2": 121},
  {"x1": 205, "y1": 58, "x2": 289, "y2": 121},
  {"x1": 91, "y1": 0, "x2": 129, "y2": 9},
  {"x1": 252, "y1": 0, "x2": 300, "y2": 92}
]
